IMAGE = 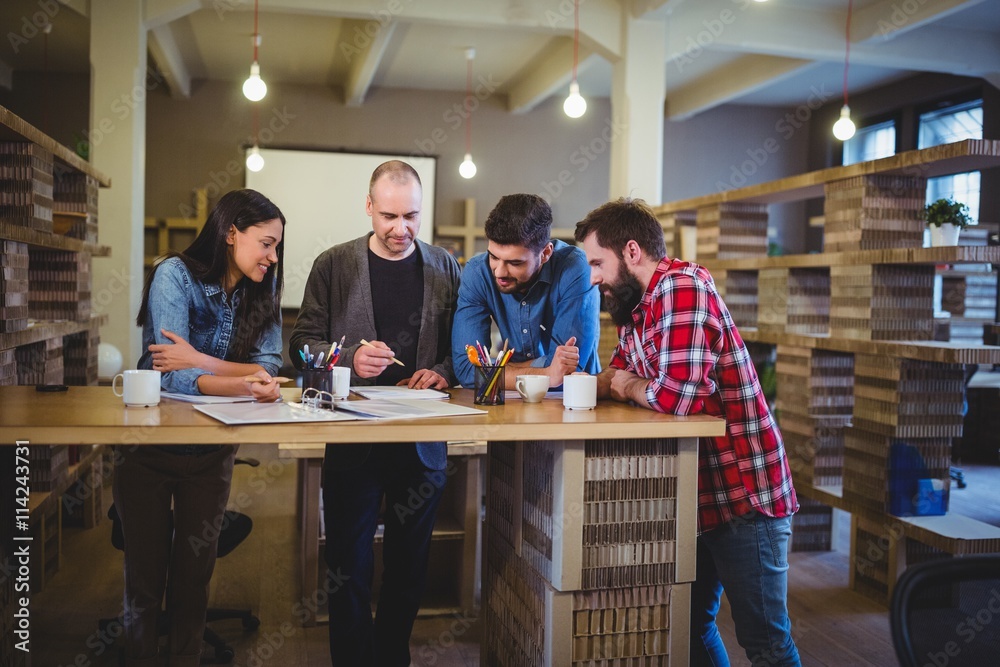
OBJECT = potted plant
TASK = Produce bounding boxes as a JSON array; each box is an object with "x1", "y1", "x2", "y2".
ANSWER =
[{"x1": 925, "y1": 197, "x2": 972, "y2": 247}]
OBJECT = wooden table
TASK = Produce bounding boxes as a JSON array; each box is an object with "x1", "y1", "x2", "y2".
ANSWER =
[{"x1": 0, "y1": 386, "x2": 725, "y2": 666}]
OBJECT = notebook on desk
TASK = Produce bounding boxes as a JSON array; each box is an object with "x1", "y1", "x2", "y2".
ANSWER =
[
  {"x1": 334, "y1": 399, "x2": 485, "y2": 420},
  {"x1": 194, "y1": 401, "x2": 356, "y2": 425},
  {"x1": 162, "y1": 392, "x2": 262, "y2": 404},
  {"x1": 349, "y1": 386, "x2": 450, "y2": 400},
  {"x1": 195, "y1": 397, "x2": 485, "y2": 425}
]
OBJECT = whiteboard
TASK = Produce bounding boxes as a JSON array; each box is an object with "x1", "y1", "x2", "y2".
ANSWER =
[{"x1": 244, "y1": 149, "x2": 437, "y2": 308}]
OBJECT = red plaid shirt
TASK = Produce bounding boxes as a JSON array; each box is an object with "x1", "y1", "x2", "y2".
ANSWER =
[{"x1": 609, "y1": 258, "x2": 798, "y2": 533}]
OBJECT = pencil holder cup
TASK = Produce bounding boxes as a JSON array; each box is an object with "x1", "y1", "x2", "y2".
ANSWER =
[
  {"x1": 474, "y1": 364, "x2": 505, "y2": 406},
  {"x1": 302, "y1": 369, "x2": 333, "y2": 398}
]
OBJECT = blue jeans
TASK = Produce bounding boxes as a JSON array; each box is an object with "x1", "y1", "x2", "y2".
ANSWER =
[
  {"x1": 323, "y1": 443, "x2": 445, "y2": 667},
  {"x1": 690, "y1": 512, "x2": 801, "y2": 667}
]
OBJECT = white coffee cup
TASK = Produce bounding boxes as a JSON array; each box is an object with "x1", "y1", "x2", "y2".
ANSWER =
[
  {"x1": 112, "y1": 369, "x2": 161, "y2": 407},
  {"x1": 331, "y1": 366, "x2": 351, "y2": 400},
  {"x1": 515, "y1": 375, "x2": 550, "y2": 403},
  {"x1": 562, "y1": 373, "x2": 597, "y2": 411}
]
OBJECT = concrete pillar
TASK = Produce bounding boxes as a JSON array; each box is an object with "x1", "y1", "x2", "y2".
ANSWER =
[
  {"x1": 89, "y1": 0, "x2": 147, "y2": 364},
  {"x1": 609, "y1": 15, "x2": 667, "y2": 204}
]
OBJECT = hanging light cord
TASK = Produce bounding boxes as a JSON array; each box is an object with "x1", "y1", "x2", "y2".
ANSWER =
[
  {"x1": 253, "y1": 103, "x2": 259, "y2": 146},
  {"x1": 572, "y1": 0, "x2": 580, "y2": 83},
  {"x1": 43, "y1": 24, "x2": 49, "y2": 133},
  {"x1": 253, "y1": 0, "x2": 259, "y2": 61},
  {"x1": 465, "y1": 54, "x2": 473, "y2": 155},
  {"x1": 842, "y1": 0, "x2": 853, "y2": 107}
]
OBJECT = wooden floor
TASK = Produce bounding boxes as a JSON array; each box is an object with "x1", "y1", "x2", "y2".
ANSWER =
[{"x1": 29, "y1": 447, "x2": 999, "y2": 666}]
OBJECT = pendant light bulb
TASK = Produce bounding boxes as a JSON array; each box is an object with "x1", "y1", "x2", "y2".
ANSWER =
[
  {"x1": 563, "y1": 81, "x2": 587, "y2": 119},
  {"x1": 246, "y1": 145, "x2": 264, "y2": 172},
  {"x1": 243, "y1": 61, "x2": 267, "y2": 101},
  {"x1": 832, "y1": 104, "x2": 856, "y2": 141},
  {"x1": 459, "y1": 153, "x2": 477, "y2": 179}
]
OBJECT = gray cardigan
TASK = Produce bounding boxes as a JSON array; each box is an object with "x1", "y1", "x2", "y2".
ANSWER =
[{"x1": 289, "y1": 234, "x2": 461, "y2": 469}]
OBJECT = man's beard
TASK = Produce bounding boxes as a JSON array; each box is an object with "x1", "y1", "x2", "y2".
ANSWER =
[{"x1": 602, "y1": 263, "x2": 645, "y2": 327}]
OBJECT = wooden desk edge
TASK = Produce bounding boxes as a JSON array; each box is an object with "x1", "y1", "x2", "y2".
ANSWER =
[{"x1": 279, "y1": 440, "x2": 489, "y2": 458}]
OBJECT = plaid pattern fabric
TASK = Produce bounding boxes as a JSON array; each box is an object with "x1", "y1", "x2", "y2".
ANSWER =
[{"x1": 609, "y1": 258, "x2": 798, "y2": 533}]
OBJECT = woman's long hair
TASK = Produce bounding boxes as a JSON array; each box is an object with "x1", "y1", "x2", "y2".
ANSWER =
[{"x1": 137, "y1": 189, "x2": 285, "y2": 363}]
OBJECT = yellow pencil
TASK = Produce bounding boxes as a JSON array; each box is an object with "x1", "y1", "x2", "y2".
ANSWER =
[
  {"x1": 244, "y1": 376, "x2": 293, "y2": 384},
  {"x1": 359, "y1": 339, "x2": 405, "y2": 367}
]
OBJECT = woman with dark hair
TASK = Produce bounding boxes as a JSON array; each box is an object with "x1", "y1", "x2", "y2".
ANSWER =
[{"x1": 114, "y1": 188, "x2": 286, "y2": 667}]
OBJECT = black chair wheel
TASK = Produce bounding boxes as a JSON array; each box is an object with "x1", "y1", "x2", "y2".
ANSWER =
[{"x1": 243, "y1": 615, "x2": 261, "y2": 631}]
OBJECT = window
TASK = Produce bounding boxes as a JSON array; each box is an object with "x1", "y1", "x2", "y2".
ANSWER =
[
  {"x1": 919, "y1": 99, "x2": 983, "y2": 222},
  {"x1": 919, "y1": 100, "x2": 983, "y2": 147},
  {"x1": 843, "y1": 120, "x2": 896, "y2": 166}
]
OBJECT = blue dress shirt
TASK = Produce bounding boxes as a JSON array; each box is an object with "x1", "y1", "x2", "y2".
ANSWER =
[
  {"x1": 452, "y1": 240, "x2": 601, "y2": 387},
  {"x1": 137, "y1": 257, "x2": 282, "y2": 395}
]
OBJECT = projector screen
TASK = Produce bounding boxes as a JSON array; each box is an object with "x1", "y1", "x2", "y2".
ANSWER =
[{"x1": 244, "y1": 148, "x2": 437, "y2": 309}]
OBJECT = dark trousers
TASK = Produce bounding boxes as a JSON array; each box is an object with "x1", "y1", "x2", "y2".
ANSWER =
[
  {"x1": 112, "y1": 445, "x2": 236, "y2": 667},
  {"x1": 323, "y1": 443, "x2": 445, "y2": 667}
]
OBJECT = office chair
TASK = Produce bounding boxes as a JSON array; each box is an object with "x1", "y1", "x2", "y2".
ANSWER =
[
  {"x1": 101, "y1": 458, "x2": 261, "y2": 664},
  {"x1": 890, "y1": 554, "x2": 1000, "y2": 667}
]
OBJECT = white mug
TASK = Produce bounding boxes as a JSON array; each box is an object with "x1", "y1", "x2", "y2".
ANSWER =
[
  {"x1": 331, "y1": 366, "x2": 351, "y2": 400},
  {"x1": 562, "y1": 373, "x2": 597, "y2": 411},
  {"x1": 112, "y1": 369, "x2": 161, "y2": 407},
  {"x1": 515, "y1": 375, "x2": 549, "y2": 403}
]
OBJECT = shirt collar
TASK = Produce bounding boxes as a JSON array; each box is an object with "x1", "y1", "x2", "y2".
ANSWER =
[
  {"x1": 203, "y1": 280, "x2": 243, "y2": 307},
  {"x1": 515, "y1": 249, "x2": 556, "y2": 299},
  {"x1": 631, "y1": 257, "x2": 672, "y2": 325}
]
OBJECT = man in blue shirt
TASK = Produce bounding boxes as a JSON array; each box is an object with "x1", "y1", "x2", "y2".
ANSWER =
[{"x1": 453, "y1": 193, "x2": 601, "y2": 388}]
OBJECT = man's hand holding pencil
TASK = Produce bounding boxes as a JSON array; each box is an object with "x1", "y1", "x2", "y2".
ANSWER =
[{"x1": 353, "y1": 338, "x2": 402, "y2": 378}]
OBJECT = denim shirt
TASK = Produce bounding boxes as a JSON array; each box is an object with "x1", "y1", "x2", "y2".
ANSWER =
[
  {"x1": 137, "y1": 257, "x2": 282, "y2": 395},
  {"x1": 452, "y1": 239, "x2": 601, "y2": 387}
]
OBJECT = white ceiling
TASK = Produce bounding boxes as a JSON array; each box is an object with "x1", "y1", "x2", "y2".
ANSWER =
[{"x1": 1, "y1": 0, "x2": 999, "y2": 119}]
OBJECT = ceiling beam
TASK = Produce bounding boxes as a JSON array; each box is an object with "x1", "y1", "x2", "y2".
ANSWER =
[
  {"x1": 665, "y1": 55, "x2": 816, "y2": 121},
  {"x1": 506, "y1": 39, "x2": 598, "y2": 114},
  {"x1": 342, "y1": 18, "x2": 397, "y2": 107},
  {"x1": 59, "y1": 0, "x2": 90, "y2": 18},
  {"x1": 664, "y1": 2, "x2": 1000, "y2": 78},
  {"x1": 852, "y1": 0, "x2": 987, "y2": 42},
  {"x1": 147, "y1": 23, "x2": 191, "y2": 98},
  {"x1": 144, "y1": 0, "x2": 202, "y2": 30},
  {"x1": 230, "y1": 0, "x2": 623, "y2": 59}
]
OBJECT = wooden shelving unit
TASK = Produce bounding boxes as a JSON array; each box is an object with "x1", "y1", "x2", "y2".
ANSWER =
[
  {"x1": 654, "y1": 138, "x2": 1000, "y2": 604},
  {"x1": 0, "y1": 105, "x2": 110, "y2": 650}
]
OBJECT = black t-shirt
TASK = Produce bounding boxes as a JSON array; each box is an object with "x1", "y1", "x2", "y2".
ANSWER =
[{"x1": 368, "y1": 248, "x2": 424, "y2": 386}]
